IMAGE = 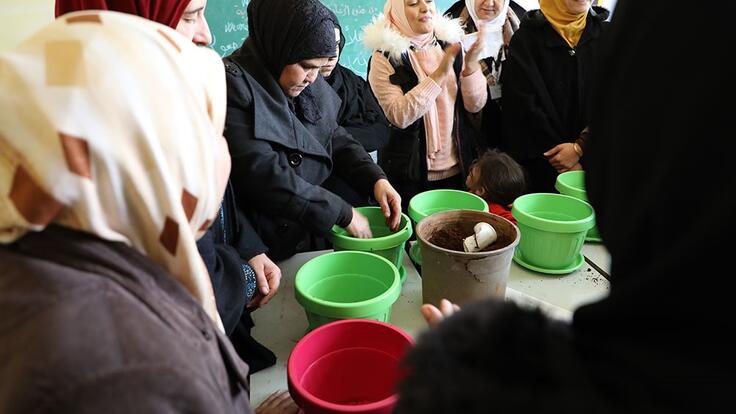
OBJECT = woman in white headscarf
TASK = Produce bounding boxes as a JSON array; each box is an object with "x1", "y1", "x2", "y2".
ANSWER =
[
  {"x1": 445, "y1": 0, "x2": 523, "y2": 148},
  {"x1": 0, "y1": 11, "x2": 255, "y2": 413}
]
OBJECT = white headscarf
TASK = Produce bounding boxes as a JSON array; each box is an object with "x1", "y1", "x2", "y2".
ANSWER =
[
  {"x1": 464, "y1": 0, "x2": 510, "y2": 60},
  {"x1": 0, "y1": 11, "x2": 227, "y2": 328}
]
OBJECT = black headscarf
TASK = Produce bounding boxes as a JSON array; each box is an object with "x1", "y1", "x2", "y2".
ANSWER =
[
  {"x1": 247, "y1": 0, "x2": 338, "y2": 123},
  {"x1": 247, "y1": 0, "x2": 337, "y2": 76},
  {"x1": 578, "y1": 0, "x2": 736, "y2": 384},
  {"x1": 324, "y1": 22, "x2": 388, "y2": 151}
]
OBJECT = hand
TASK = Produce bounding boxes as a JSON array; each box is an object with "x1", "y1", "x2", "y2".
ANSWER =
[
  {"x1": 543, "y1": 143, "x2": 581, "y2": 173},
  {"x1": 255, "y1": 390, "x2": 299, "y2": 414},
  {"x1": 559, "y1": 163, "x2": 583, "y2": 173},
  {"x1": 373, "y1": 178, "x2": 402, "y2": 232},
  {"x1": 429, "y1": 43, "x2": 461, "y2": 85},
  {"x1": 462, "y1": 24, "x2": 486, "y2": 76},
  {"x1": 247, "y1": 253, "x2": 281, "y2": 308},
  {"x1": 345, "y1": 208, "x2": 372, "y2": 238},
  {"x1": 420, "y1": 299, "x2": 460, "y2": 328}
]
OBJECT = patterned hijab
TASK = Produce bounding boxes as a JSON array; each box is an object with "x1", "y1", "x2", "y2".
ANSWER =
[
  {"x1": 55, "y1": 0, "x2": 189, "y2": 28},
  {"x1": 540, "y1": 0, "x2": 590, "y2": 48},
  {"x1": 0, "y1": 11, "x2": 227, "y2": 327}
]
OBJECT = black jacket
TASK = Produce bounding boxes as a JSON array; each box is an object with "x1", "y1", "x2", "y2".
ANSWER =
[
  {"x1": 325, "y1": 64, "x2": 390, "y2": 153},
  {"x1": 0, "y1": 226, "x2": 253, "y2": 414},
  {"x1": 223, "y1": 39, "x2": 385, "y2": 261},
  {"x1": 197, "y1": 183, "x2": 264, "y2": 335},
  {"x1": 501, "y1": 7, "x2": 608, "y2": 188}
]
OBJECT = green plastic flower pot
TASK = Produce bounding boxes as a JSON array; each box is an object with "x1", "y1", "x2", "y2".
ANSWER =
[
  {"x1": 330, "y1": 207, "x2": 412, "y2": 284},
  {"x1": 407, "y1": 190, "x2": 489, "y2": 266},
  {"x1": 295, "y1": 251, "x2": 401, "y2": 331},
  {"x1": 511, "y1": 193, "x2": 595, "y2": 274},
  {"x1": 555, "y1": 171, "x2": 601, "y2": 242}
]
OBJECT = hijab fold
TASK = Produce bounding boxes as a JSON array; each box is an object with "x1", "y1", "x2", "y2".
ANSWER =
[
  {"x1": 55, "y1": 0, "x2": 189, "y2": 28},
  {"x1": 0, "y1": 11, "x2": 226, "y2": 328},
  {"x1": 540, "y1": 0, "x2": 589, "y2": 48}
]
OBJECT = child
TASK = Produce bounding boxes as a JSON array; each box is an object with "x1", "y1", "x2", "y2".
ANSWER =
[{"x1": 465, "y1": 148, "x2": 526, "y2": 224}]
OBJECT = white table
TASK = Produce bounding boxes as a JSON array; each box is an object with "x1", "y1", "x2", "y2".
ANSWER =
[{"x1": 250, "y1": 242, "x2": 610, "y2": 406}]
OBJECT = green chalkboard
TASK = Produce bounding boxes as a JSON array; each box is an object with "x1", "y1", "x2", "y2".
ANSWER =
[{"x1": 205, "y1": 0, "x2": 456, "y2": 78}]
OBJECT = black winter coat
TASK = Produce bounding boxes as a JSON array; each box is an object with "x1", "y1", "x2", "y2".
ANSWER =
[
  {"x1": 325, "y1": 64, "x2": 390, "y2": 153},
  {"x1": 223, "y1": 39, "x2": 385, "y2": 261},
  {"x1": 501, "y1": 7, "x2": 608, "y2": 191}
]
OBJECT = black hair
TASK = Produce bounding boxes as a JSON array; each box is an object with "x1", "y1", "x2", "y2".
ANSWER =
[
  {"x1": 394, "y1": 300, "x2": 600, "y2": 414},
  {"x1": 469, "y1": 148, "x2": 526, "y2": 206}
]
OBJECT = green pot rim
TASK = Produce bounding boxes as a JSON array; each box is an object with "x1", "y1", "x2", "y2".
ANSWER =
[
  {"x1": 408, "y1": 189, "x2": 489, "y2": 223},
  {"x1": 329, "y1": 207, "x2": 412, "y2": 250},
  {"x1": 512, "y1": 193, "x2": 595, "y2": 233},
  {"x1": 294, "y1": 251, "x2": 401, "y2": 318},
  {"x1": 555, "y1": 171, "x2": 588, "y2": 201}
]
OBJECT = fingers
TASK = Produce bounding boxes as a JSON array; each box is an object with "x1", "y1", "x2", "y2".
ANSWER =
[
  {"x1": 421, "y1": 299, "x2": 461, "y2": 328},
  {"x1": 439, "y1": 298, "x2": 457, "y2": 317},
  {"x1": 420, "y1": 304, "x2": 444, "y2": 328},
  {"x1": 543, "y1": 145, "x2": 561, "y2": 158},
  {"x1": 256, "y1": 390, "x2": 299, "y2": 414},
  {"x1": 389, "y1": 197, "x2": 402, "y2": 231},
  {"x1": 258, "y1": 266, "x2": 281, "y2": 306}
]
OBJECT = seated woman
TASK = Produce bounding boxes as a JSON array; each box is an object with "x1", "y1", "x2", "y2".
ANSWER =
[
  {"x1": 56, "y1": 0, "x2": 281, "y2": 375},
  {"x1": 0, "y1": 11, "x2": 254, "y2": 412},
  {"x1": 501, "y1": 0, "x2": 607, "y2": 192},
  {"x1": 223, "y1": 0, "x2": 402, "y2": 261},
  {"x1": 444, "y1": 0, "x2": 522, "y2": 149},
  {"x1": 364, "y1": 0, "x2": 488, "y2": 211}
]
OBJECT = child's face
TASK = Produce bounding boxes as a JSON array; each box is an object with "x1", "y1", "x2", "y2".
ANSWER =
[{"x1": 466, "y1": 166, "x2": 485, "y2": 197}]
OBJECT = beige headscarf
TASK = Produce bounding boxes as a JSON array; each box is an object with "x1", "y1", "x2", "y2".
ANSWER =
[{"x1": 0, "y1": 11, "x2": 227, "y2": 328}]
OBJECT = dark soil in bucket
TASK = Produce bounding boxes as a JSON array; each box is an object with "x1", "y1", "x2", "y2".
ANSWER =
[{"x1": 425, "y1": 211, "x2": 517, "y2": 253}]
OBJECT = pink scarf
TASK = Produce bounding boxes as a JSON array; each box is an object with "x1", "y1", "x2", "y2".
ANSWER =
[{"x1": 384, "y1": 0, "x2": 450, "y2": 163}]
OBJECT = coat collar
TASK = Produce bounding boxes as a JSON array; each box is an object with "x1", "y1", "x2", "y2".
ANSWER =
[
  {"x1": 362, "y1": 13, "x2": 465, "y2": 64},
  {"x1": 523, "y1": 6, "x2": 609, "y2": 49},
  {"x1": 229, "y1": 40, "x2": 330, "y2": 159}
]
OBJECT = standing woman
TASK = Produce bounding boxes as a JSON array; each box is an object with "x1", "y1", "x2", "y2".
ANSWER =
[
  {"x1": 501, "y1": 0, "x2": 608, "y2": 192},
  {"x1": 444, "y1": 0, "x2": 522, "y2": 149},
  {"x1": 364, "y1": 0, "x2": 488, "y2": 211},
  {"x1": 223, "y1": 0, "x2": 402, "y2": 261}
]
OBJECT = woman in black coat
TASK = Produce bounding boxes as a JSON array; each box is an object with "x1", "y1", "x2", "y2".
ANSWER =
[
  {"x1": 501, "y1": 0, "x2": 607, "y2": 192},
  {"x1": 223, "y1": 0, "x2": 402, "y2": 261}
]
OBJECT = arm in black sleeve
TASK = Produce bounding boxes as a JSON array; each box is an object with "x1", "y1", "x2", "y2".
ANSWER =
[
  {"x1": 340, "y1": 72, "x2": 391, "y2": 153},
  {"x1": 331, "y1": 124, "x2": 386, "y2": 198},
  {"x1": 196, "y1": 227, "x2": 251, "y2": 335}
]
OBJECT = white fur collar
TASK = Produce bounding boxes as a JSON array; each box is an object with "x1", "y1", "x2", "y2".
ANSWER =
[{"x1": 362, "y1": 13, "x2": 464, "y2": 64}]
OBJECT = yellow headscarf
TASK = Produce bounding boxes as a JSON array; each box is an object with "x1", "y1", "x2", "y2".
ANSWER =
[
  {"x1": 0, "y1": 11, "x2": 227, "y2": 328},
  {"x1": 540, "y1": 0, "x2": 590, "y2": 48}
]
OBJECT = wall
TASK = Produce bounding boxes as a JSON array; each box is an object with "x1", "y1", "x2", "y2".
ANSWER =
[{"x1": 0, "y1": 0, "x2": 55, "y2": 51}]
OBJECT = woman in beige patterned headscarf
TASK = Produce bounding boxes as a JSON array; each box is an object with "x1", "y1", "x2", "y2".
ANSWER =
[{"x1": 0, "y1": 12, "x2": 257, "y2": 412}]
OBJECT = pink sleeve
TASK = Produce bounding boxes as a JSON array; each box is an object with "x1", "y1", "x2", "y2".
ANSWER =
[
  {"x1": 367, "y1": 51, "x2": 443, "y2": 129},
  {"x1": 460, "y1": 68, "x2": 488, "y2": 114}
]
